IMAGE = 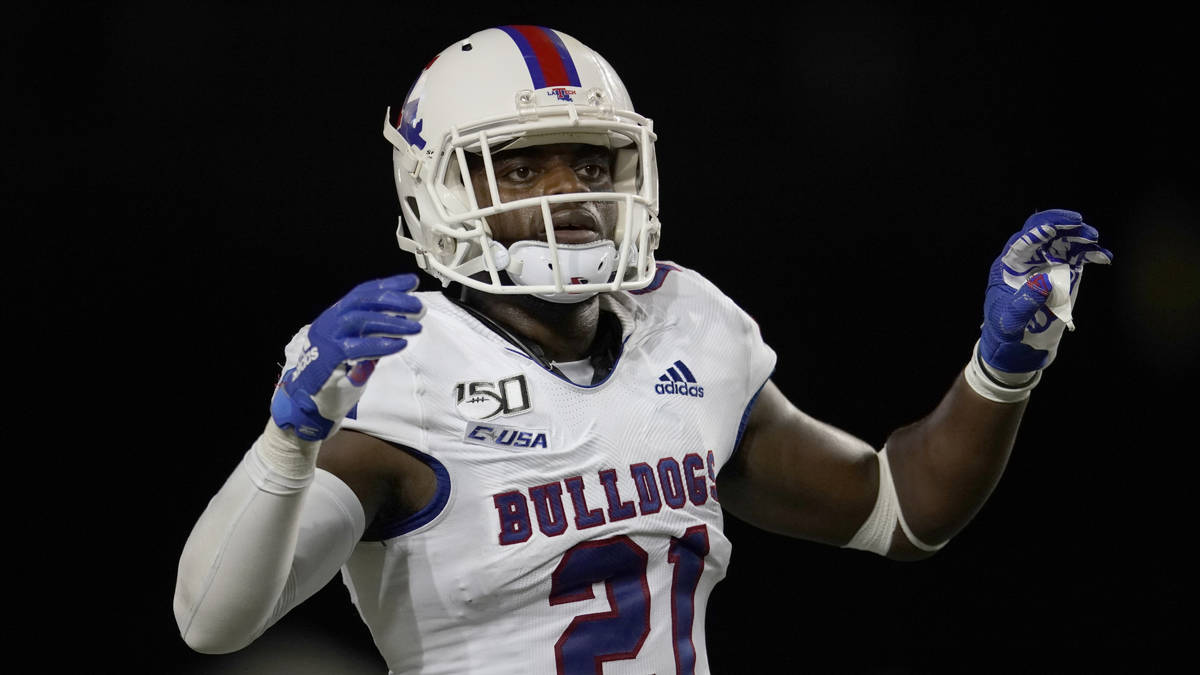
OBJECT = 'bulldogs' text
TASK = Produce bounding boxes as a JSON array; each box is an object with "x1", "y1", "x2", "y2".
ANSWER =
[{"x1": 491, "y1": 451, "x2": 719, "y2": 545}]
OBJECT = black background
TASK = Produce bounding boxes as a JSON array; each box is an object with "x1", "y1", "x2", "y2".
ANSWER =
[{"x1": 10, "y1": 2, "x2": 1194, "y2": 673}]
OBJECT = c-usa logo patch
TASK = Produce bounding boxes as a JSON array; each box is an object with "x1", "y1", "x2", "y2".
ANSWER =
[{"x1": 454, "y1": 374, "x2": 532, "y2": 420}]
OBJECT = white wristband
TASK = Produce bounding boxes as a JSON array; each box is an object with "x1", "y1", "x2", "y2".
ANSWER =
[{"x1": 963, "y1": 340, "x2": 1042, "y2": 403}]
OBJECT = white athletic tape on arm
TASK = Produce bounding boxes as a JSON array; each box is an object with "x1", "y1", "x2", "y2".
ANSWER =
[
  {"x1": 255, "y1": 418, "x2": 323, "y2": 482},
  {"x1": 844, "y1": 445, "x2": 946, "y2": 555}
]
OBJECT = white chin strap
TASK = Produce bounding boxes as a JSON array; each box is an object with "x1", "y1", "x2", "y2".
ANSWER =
[{"x1": 505, "y1": 240, "x2": 618, "y2": 303}]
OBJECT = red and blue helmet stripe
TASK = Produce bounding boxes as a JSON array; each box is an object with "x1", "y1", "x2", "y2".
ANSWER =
[{"x1": 497, "y1": 25, "x2": 582, "y2": 89}]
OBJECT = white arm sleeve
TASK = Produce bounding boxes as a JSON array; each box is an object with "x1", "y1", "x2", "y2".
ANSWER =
[{"x1": 173, "y1": 422, "x2": 366, "y2": 654}]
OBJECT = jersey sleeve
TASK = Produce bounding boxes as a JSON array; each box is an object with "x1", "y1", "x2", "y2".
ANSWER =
[
  {"x1": 633, "y1": 262, "x2": 777, "y2": 450},
  {"x1": 666, "y1": 262, "x2": 776, "y2": 397},
  {"x1": 337, "y1": 352, "x2": 427, "y2": 451}
]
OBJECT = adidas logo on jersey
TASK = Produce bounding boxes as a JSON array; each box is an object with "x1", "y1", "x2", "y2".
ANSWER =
[{"x1": 654, "y1": 360, "x2": 704, "y2": 398}]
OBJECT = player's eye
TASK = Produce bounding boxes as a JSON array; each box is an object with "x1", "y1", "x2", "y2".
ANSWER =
[
  {"x1": 577, "y1": 164, "x2": 608, "y2": 181},
  {"x1": 502, "y1": 166, "x2": 535, "y2": 182}
]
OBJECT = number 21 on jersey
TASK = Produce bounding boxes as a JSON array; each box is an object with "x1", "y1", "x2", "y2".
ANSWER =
[{"x1": 549, "y1": 525, "x2": 710, "y2": 675}]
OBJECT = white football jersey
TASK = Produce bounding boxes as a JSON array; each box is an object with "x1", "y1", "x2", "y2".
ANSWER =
[{"x1": 333, "y1": 262, "x2": 776, "y2": 675}]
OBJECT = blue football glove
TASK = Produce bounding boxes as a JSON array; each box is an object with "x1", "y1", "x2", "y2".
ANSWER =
[
  {"x1": 271, "y1": 274, "x2": 424, "y2": 441},
  {"x1": 980, "y1": 209, "x2": 1112, "y2": 374}
]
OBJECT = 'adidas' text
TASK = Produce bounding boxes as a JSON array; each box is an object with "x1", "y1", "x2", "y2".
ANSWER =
[{"x1": 654, "y1": 381, "x2": 704, "y2": 397}]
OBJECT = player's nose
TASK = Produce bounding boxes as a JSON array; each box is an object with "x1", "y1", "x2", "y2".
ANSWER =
[{"x1": 542, "y1": 161, "x2": 587, "y2": 196}]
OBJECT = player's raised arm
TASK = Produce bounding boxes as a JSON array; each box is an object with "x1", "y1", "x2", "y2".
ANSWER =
[
  {"x1": 173, "y1": 274, "x2": 424, "y2": 653},
  {"x1": 719, "y1": 209, "x2": 1112, "y2": 560}
]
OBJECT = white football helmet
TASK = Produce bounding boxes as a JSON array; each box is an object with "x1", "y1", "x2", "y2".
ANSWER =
[{"x1": 383, "y1": 26, "x2": 661, "y2": 303}]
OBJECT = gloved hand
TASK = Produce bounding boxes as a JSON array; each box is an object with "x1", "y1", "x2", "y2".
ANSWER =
[
  {"x1": 271, "y1": 274, "x2": 424, "y2": 441},
  {"x1": 979, "y1": 209, "x2": 1112, "y2": 375}
]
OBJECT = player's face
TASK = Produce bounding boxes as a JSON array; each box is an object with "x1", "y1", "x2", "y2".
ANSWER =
[{"x1": 467, "y1": 143, "x2": 617, "y2": 247}]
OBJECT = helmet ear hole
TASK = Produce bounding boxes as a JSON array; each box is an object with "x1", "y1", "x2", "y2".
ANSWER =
[{"x1": 405, "y1": 196, "x2": 420, "y2": 220}]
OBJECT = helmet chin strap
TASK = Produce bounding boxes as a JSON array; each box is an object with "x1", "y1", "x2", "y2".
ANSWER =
[{"x1": 505, "y1": 240, "x2": 619, "y2": 303}]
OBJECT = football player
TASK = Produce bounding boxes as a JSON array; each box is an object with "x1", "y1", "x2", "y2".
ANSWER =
[{"x1": 173, "y1": 25, "x2": 1112, "y2": 674}]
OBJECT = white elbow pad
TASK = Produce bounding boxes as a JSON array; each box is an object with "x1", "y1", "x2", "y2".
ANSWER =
[{"x1": 843, "y1": 445, "x2": 945, "y2": 555}]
